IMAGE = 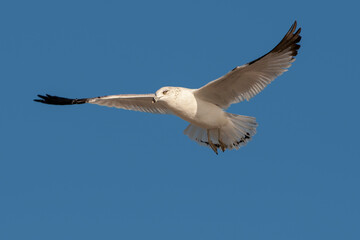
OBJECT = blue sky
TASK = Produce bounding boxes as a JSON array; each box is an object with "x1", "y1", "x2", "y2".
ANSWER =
[{"x1": 1, "y1": 0, "x2": 359, "y2": 239}]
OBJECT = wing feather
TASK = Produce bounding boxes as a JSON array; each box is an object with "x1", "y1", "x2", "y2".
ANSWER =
[
  {"x1": 34, "y1": 93, "x2": 171, "y2": 114},
  {"x1": 89, "y1": 94, "x2": 171, "y2": 114},
  {"x1": 194, "y1": 21, "x2": 301, "y2": 109}
]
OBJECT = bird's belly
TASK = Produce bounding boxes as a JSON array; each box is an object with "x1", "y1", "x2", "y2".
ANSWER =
[{"x1": 170, "y1": 98, "x2": 228, "y2": 129}]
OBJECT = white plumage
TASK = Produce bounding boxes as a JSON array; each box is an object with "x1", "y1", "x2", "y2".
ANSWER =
[{"x1": 35, "y1": 21, "x2": 301, "y2": 154}]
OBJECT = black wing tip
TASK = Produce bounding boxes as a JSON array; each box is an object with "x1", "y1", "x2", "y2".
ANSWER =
[
  {"x1": 34, "y1": 94, "x2": 87, "y2": 105},
  {"x1": 248, "y1": 21, "x2": 302, "y2": 65},
  {"x1": 278, "y1": 20, "x2": 302, "y2": 56}
]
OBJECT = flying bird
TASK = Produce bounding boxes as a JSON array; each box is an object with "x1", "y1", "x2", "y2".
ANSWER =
[{"x1": 35, "y1": 21, "x2": 301, "y2": 154}]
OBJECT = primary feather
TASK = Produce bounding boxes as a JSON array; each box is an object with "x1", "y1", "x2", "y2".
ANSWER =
[{"x1": 195, "y1": 21, "x2": 301, "y2": 109}]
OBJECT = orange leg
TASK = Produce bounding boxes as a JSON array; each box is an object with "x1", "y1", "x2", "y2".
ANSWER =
[
  {"x1": 218, "y1": 128, "x2": 226, "y2": 152},
  {"x1": 207, "y1": 129, "x2": 218, "y2": 155}
]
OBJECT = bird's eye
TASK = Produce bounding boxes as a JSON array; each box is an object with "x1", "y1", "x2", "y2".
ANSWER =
[{"x1": 163, "y1": 90, "x2": 169, "y2": 95}]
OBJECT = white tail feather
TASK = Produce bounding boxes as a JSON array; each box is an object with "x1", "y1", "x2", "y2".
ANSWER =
[{"x1": 183, "y1": 113, "x2": 258, "y2": 151}]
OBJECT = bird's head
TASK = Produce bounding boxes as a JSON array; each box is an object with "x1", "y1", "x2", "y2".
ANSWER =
[{"x1": 153, "y1": 87, "x2": 176, "y2": 103}]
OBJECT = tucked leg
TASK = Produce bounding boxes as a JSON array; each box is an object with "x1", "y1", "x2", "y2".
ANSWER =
[
  {"x1": 207, "y1": 129, "x2": 218, "y2": 155},
  {"x1": 218, "y1": 128, "x2": 226, "y2": 152}
]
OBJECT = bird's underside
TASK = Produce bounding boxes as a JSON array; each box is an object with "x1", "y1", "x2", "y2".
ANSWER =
[{"x1": 34, "y1": 21, "x2": 301, "y2": 154}]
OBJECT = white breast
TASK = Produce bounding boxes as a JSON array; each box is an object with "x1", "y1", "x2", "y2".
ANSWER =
[{"x1": 167, "y1": 88, "x2": 228, "y2": 129}]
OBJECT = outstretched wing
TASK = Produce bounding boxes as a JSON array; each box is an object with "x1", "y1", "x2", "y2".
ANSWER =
[
  {"x1": 34, "y1": 93, "x2": 171, "y2": 114},
  {"x1": 194, "y1": 21, "x2": 301, "y2": 109}
]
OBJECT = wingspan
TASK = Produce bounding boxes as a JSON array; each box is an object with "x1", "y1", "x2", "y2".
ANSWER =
[
  {"x1": 194, "y1": 21, "x2": 301, "y2": 109},
  {"x1": 34, "y1": 93, "x2": 171, "y2": 114}
]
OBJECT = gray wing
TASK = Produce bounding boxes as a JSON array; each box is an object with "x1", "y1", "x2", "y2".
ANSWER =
[
  {"x1": 34, "y1": 93, "x2": 171, "y2": 114},
  {"x1": 194, "y1": 21, "x2": 301, "y2": 109}
]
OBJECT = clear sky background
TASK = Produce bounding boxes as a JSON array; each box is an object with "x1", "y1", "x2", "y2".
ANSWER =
[{"x1": 1, "y1": 0, "x2": 359, "y2": 239}]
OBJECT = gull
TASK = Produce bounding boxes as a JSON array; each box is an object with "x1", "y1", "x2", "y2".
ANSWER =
[{"x1": 34, "y1": 21, "x2": 301, "y2": 154}]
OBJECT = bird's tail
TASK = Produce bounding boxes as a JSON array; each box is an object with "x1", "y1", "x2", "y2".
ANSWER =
[{"x1": 183, "y1": 113, "x2": 258, "y2": 152}]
